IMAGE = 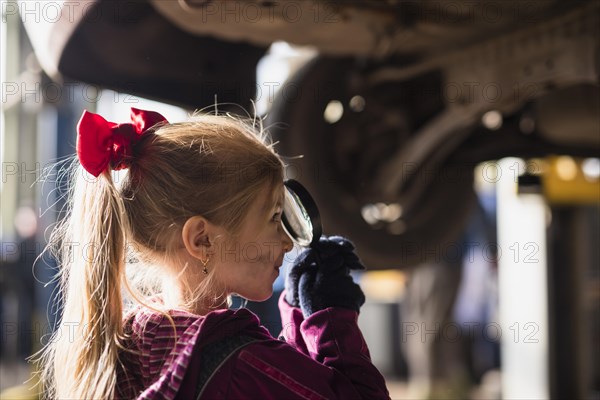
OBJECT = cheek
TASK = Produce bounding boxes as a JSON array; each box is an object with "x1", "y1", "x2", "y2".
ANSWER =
[
  {"x1": 243, "y1": 239, "x2": 279, "y2": 263},
  {"x1": 239, "y1": 243, "x2": 264, "y2": 263}
]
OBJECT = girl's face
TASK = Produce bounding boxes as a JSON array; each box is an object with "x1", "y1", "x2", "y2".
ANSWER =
[{"x1": 214, "y1": 184, "x2": 294, "y2": 301}]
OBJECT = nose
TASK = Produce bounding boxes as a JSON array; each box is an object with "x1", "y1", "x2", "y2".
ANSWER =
[{"x1": 279, "y1": 225, "x2": 293, "y2": 253}]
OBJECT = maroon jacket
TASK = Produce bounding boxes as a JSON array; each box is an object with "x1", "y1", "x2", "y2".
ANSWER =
[{"x1": 116, "y1": 292, "x2": 390, "y2": 399}]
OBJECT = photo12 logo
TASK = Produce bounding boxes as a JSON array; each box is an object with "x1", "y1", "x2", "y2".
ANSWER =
[{"x1": 400, "y1": 321, "x2": 540, "y2": 344}]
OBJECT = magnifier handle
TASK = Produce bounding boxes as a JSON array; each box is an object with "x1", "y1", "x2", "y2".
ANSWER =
[
  {"x1": 295, "y1": 236, "x2": 366, "y2": 318},
  {"x1": 311, "y1": 247, "x2": 323, "y2": 268},
  {"x1": 308, "y1": 235, "x2": 365, "y2": 273}
]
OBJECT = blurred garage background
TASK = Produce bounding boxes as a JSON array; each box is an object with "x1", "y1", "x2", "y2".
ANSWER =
[{"x1": 1, "y1": 1, "x2": 599, "y2": 399}]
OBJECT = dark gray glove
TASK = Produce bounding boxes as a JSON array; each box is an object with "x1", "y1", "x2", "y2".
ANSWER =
[{"x1": 285, "y1": 236, "x2": 366, "y2": 318}]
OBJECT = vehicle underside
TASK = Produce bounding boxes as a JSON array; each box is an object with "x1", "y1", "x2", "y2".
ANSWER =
[{"x1": 20, "y1": 0, "x2": 600, "y2": 268}]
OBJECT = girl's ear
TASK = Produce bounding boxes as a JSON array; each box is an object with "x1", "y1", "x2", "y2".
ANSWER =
[{"x1": 181, "y1": 216, "x2": 212, "y2": 259}]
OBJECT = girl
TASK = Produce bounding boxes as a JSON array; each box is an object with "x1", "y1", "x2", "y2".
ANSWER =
[{"x1": 36, "y1": 108, "x2": 390, "y2": 399}]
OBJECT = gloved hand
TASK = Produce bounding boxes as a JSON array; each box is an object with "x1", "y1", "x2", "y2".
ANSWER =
[{"x1": 285, "y1": 236, "x2": 366, "y2": 318}]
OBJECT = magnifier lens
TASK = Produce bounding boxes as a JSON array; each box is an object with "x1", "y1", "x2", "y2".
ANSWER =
[
  {"x1": 281, "y1": 180, "x2": 322, "y2": 247},
  {"x1": 282, "y1": 188, "x2": 313, "y2": 247}
]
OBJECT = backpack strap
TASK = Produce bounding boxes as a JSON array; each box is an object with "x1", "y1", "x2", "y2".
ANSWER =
[{"x1": 193, "y1": 334, "x2": 260, "y2": 399}]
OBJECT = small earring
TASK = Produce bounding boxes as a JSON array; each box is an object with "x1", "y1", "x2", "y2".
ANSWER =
[{"x1": 201, "y1": 257, "x2": 210, "y2": 274}]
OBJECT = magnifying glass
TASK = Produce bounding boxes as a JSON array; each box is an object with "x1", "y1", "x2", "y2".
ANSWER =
[{"x1": 281, "y1": 179, "x2": 322, "y2": 248}]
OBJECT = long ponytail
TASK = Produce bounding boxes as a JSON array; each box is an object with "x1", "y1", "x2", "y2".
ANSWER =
[{"x1": 38, "y1": 166, "x2": 129, "y2": 399}]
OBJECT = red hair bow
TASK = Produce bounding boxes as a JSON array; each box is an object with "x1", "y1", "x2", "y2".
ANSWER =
[{"x1": 76, "y1": 108, "x2": 168, "y2": 177}]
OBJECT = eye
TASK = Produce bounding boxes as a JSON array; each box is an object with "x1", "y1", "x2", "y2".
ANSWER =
[{"x1": 272, "y1": 211, "x2": 282, "y2": 223}]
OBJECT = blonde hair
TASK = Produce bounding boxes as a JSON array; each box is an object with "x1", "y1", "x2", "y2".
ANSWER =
[{"x1": 35, "y1": 114, "x2": 283, "y2": 399}]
